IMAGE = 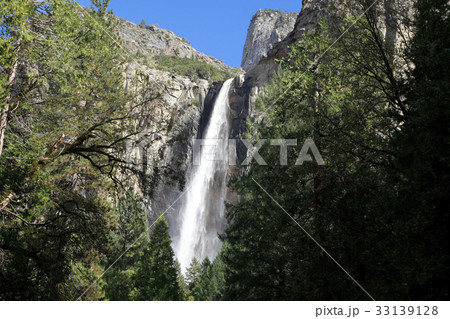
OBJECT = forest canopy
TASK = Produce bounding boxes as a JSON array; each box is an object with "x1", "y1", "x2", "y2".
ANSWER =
[{"x1": 1, "y1": 0, "x2": 449, "y2": 301}]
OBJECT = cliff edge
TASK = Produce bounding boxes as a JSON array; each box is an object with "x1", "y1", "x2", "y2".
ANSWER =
[{"x1": 241, "y1": 9, "x2": 298, "y2": 72}]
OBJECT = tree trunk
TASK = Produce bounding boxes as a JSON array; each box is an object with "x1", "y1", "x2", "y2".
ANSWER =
[
  {"x1": 0, "y1": 108, "x2": 8, "y2": 158},
  {"x1": 312, "y1": 84, "x2": 327, "y2": 241},
  {"x1": 0, "y1": 49, "x2": 20, "y2": 158}
]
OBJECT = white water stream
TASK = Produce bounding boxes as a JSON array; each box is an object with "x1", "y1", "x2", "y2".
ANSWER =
[{"x1": 173, "y1": 78, "x2": 233, "y2": 272}]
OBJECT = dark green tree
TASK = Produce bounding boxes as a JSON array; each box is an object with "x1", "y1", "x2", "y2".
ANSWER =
[
  {"x1": 223, "y1": 18, "x2": 395, "y2": 300},
  {"x1": 103, "y1": 191, "x2": 147, "y2": 301},
  {"x1": 175, "y1": 260, "x2": 188, "y2": 300},
  {"x1": 221, "y1": 0, "x2": 446, "y2": 300},
  {"x1": 195, "y1": 250, "x2": 227, "y2": 300},
  {"x1": 0, "y1": 0, "x2": 134, "y2": 300},
  {"x1": 184, "y1": 257, "x2": 203, "y2": 299},
  {"x1": 390, "y1": 0, "x2": 450, "y2": 299},
  {"x1": 185, "y1": 257, "x2": 202, "y2": 286},
  {"x1": 133, "y1": 216, "x2": 181, "y2": 301}
]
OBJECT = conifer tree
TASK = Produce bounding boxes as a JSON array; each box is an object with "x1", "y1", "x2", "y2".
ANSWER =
[
  {"x1": 185, "y1": 257, "x2": 203, "y2": 299},
  {"x1": 0, "y1": 0, "x2": 135, "y2": 300},
  {"x1": 103, "y1": 191, "x2": 147, "y2": 301},
  {"x1": 195, "y1": 251, "x2": 227, "y2": 300},
  {"x1": 390, "y1": 0, "x2": 450, "y2": 299},
  {"x1": 221, "y1": 1, "x2": 442, "y2": 300},
  {"x1": 133, "y1": 216, "x2": 181, "y2": 301}
]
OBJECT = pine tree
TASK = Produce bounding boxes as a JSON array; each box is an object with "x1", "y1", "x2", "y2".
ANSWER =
[
  {"x1": 175, "y1": 260, "x2": 188, "y2": 300},
  {"x1": 185, "y1": 257, "x2": 202, "y2": 286},
  {"x1": 390, "y1": 0, "x2": 450, "y2": 299},
  {"x1": 222, "y1": 3, "x2": 419, "y2": 300},
  {"x1": 133, "y1": 216, "x2": 181, "y2": 301},
  {"x1": 185, "y1": 257, "x2": 203, "y2": 299},
  {"x1": 0, "y1": 0, "x2": 133, "y2": 300},
  {"x1": 103, "y1": 191, "x2": 147, "y2": 301},
  {"x1": 195, "y1": 251, "x2": 227, "y2": 300}
]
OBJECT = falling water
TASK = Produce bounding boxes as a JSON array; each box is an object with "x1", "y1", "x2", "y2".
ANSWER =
[{"x1": 174, "y1": 78, "x2": 234, "y2": 272}]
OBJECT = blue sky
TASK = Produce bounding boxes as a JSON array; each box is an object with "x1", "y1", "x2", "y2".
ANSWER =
[{"x1": 76, "y1": 0, "x2": 302, "y2": 68}]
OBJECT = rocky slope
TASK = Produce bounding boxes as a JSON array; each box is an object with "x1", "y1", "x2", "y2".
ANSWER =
[
  {"x1": 113, "y1": 18, "x2": 239, "y2": 227},
  {"x1": 230, "y1": 1, "x2": 319, "y2": 154},
  {"x1": 117, "y1": 18, "x2": 238, "y2": 74},
  {"x1": 121, "y1": 63, "x2": 209, "y2": 225},
  {"x1": 241, "y1": 9, "x2": 297, "y2": 72}
]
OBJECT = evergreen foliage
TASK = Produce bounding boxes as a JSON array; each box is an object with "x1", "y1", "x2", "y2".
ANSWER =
[
  {"x1": 195, "y1": 249, "x2": 227, "y2": 300},
  {"x1": 132, "y1": 216, "x2": 182, "y2": 301},
  {"x1": 183, "y1": 250, "x2": 228, "y2": 301},
  {"x1": 0, "y1": 0, "x2": 448, "y2": 301},
  {"x1": 390, "y1": 0, "x2": 450, "y2": 298},
  {"x1": 103, "y1": 193, "x2": 182, "y2": 301},
  {"x1": 103, "y1": 191, "x2": 147, "y2": 301},
  {"x1": 0, "y1": 0, "x2": 130, "y2": 300},
  {"x1": 221, "y1": 0, "x2": 449, "y2": 300}
]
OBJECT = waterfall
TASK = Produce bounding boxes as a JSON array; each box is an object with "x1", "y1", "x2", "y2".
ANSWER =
[{"x1": 173, "y1": 78, "x2": 234, "y2": 272}]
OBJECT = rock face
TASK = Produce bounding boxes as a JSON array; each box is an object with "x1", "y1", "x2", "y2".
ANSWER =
[
  {"x1": 114, "y1": 18, "x2": 239, "y2": 228},
  {"x1": 121, "y1": 61, "x2": 212, "y2": 226},
  {"x1": 241, "y1": 9, "x2": 298, "y2": 72},
  {"x1": 230, "y1": 1, "x2": 328, "y2": 149},
  {"x1": 230, "y1": 0, "x2": 413, "y2": 155},
  {"x1": 116, "y1": 0, "x2": 415, "y2": 259},
  {"x1": 265, "y1": 0, "x2": 330, "y2": 61},
  {"x1": 117, "y1": 18, "x2": 237, "y2": 74},
  {"x1": 116, "y1": 0, "x2": 413, "y2": 255}
]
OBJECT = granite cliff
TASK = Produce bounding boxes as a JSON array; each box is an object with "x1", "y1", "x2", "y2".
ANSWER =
[
  {"x1": 114, "y1": 18, "x2": 239, "y2": 227},
  {"x1": 241, "y1": 9, "x2": 297, "y2": 72},
  {"x1": 229, "y1": 0, "x2": 414, "y2": 160},
  {"x1": 119, "y1": 0, "x2": 414, "y2": 233}
]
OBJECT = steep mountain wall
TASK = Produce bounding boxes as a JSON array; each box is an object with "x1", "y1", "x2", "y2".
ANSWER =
[
  {"x1": 241, "y1": 9, "x2": 297, "y2": 72},
  {"x1": 229, "y1": 0, "x2": 324, "y2": 156},
  {"x1": 118, "y1": 18, "x2": 236, "y2": 73},
  {"x1": 121, "y1": 62, "x2": 210, "y2": 225},
  {"x1": 230, "y1": 0, "x2": 413, "y2": 159},
  {"x1": 115, "y1": 19, "x2": 237, "y2": 227},
  {"x1": 119, "y1": 0, "x2": 413, "y2": 230}
]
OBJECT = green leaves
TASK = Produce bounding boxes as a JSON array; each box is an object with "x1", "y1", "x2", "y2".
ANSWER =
[
  {"x1": 0, "y1": 0, "x2": 133, "y2": 301},
  {"x1": 222, "y1": 1, "x2": 448, "y2": 300},
  {"x1": 131, "y1": 216, "x2": 182, "y2": 301},
  {"x1": 103, "y1": 195, "x2": 183, "y2": 301}
]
